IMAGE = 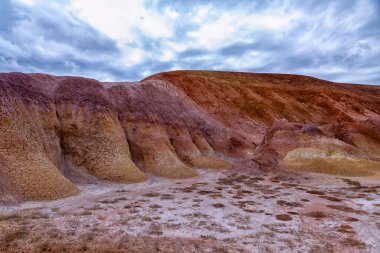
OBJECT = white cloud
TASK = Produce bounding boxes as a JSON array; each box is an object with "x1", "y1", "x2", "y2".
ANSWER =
[
  {"x1": 160, "y1": 49, "x2": 175, "y2": 62},
  {"x1": 223, "y1": 51, "x2": 266, "y2": 70},
  {"x1": 164, "y1": 7, "x2": 179, "y2": 20},
  {"x1": 67, "y1": 0, "x2": 173, "y2": 45},
  {"x1": 192, "y1": 4, "x2": 213, "y2": 24},
  {"x1": 122, "y1": 47, "x2": 145, "y2": 66},
  {"x1": 12, "y1": 0, "x2": 36, "y2": 6},
  {"x1": 187, "y1": 11, "x2": 301, "y2": 49}
]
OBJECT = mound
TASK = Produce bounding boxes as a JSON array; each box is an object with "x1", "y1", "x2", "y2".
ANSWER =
[
  {"x1": 253, "y1": 122, "x2": 380, "y2": 176},
  {"x1": 0, "y1": 73, "x2": 77, "y2": 201},
  {"x1": 283, "y1": 148, "x2": 380, "y2": 176},
  {"x1": 323, "y1": 122, "x2": 380, "y2": 160},
  {"x1": 55, "y1": 77, "x2": 146, "y2": 183}
]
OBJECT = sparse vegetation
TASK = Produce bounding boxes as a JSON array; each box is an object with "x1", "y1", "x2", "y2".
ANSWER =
[
  {"x1": 341, "y1": 237, "x2": 366, "y2": 248},
  {"x1": 327, "y1": 205, "x2": 367, "y2": 214},
  {"x1": 2, "y1": 228, "x2": 28, "y2": 245},
  {"x1": 0, "y1": 169, "x2": 377, "y2": 252}
]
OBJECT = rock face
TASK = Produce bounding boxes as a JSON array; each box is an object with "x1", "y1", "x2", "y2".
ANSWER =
[
  {"x1": 1, "y1": 70, "x2": 379, "y2": 202},
  {"x1": 55, "y1": 77, "x2": 146, "y2": 183},
  {"x1": 148, "y1": 71, "x2": 380, "y2": 176},
  {"x1": 253, "y1": 122, "x2": 380, "y2": 176},
  {"x1": 0, "y1": 73, "x2": 77, "y2": 202}
]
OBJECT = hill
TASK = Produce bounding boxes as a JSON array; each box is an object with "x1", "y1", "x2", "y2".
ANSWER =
[{"x1": 1, "y1": 70, "x2": 379, "y2": 202}]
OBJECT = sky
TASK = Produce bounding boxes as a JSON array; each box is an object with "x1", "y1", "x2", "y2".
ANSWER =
[{"x1": 1, "y1": 0, "x2": 380, "y2": 84}]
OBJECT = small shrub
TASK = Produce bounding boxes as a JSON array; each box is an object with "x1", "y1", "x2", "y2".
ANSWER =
[
  {"x1": 143, "y1": 192, "x2": 159, "y2": 197},
  {"x1": 341, "y1": 237, "x2": 366, "y2": 248},
  {"x1": 212, "y1": 203, "x2": 225, "y2": 208},
  {"x1": 147, "y1": 223, "x2": 163, "y2": 235},
  {"x1": 319, "y1": 195, "x2": 342, "y2": 202},
  {"x1": 345, "y1": 217, "x2": 359, "y2": 222},
  {"x1": 307, "y1": 190, "x2": 325, "y2": 195},
  {"x1": 276, "y1": 200, "x2": 303, "y2": 207},
  {"x1": 342, "y1": 178, "x2": 361, "y2": 188},
  {"x1": 306, "y1": 211, "x2": 328, "y2": 219},
  {"x1": 149, "y1": 204, "x2": 162, "y2": 209},
  {"x1": 337, "y1": 224, "x2": 354, "y2": 233},
  {"x1": 160, "y1": 194, "x2": 174, "y2": 200},
  {"x1": 275, "y1": 214, "x2": 292, "y2": 221}
]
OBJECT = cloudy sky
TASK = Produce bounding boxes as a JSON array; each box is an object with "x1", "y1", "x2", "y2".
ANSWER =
[{"x1": 1, "y1": 0, "x2": 380, "y2": 84}]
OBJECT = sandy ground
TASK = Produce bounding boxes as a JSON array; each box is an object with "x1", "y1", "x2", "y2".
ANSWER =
[{"x1": 0, "y1": 169, "x2": 379, "y2": 253}]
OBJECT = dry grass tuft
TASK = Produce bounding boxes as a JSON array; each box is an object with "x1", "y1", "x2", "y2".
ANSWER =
[
  {"x1": 342, "y1": 178, "x2": 361, "y2": 188},
  {"x1": 327, "y1": 205, "x2": 367, "y2": 214},
  {"x1": 306, "y1": 190, "x2": 325, "y2": 195},
  {"x1": 143, "y1": 192, "x2": 159, "y2": 197},
  {"x1": 275, "y1": 214, "x2": 293, "y2": 221},
  {"x1": 149, "y1": 204, "x2": 162, "y2": 209},
  {"x1": 212, "y1": 203, "x2": 225, "y2": 208},
  {"x1": 305, "y1": 211, "x2": 328, "y2": 219},
  {"x1": 337, "y1": 224, "x2": 354, "y2": 233},
  {"x1": 147, "y1": 222, "x2": 163, "y2": 235},
  {"x1": 276, "y1": 200, "x2": 303, "y2": 207},
  {"x1": 319, "y1": 195, "x2": 342, "y2": 202},
  {"x1": 341, "y1": 237, "x2": 366, "y2": 248},
  {"x1": 345, "y1": 217, "x2": 359, "y2": 222},
  {"x1": 160, "y1": 194, "x2": 174, "y2": 200},
  {"x1": 2, "y1": 228, "x2": 28, "y2": 245}
]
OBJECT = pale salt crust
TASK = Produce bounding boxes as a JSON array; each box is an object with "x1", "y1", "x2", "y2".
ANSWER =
[{"x1": 1, "y1": 169, "x2": 379, "y2": 252}]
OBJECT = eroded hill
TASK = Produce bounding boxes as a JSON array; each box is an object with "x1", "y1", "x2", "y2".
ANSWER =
[{"x1": 0, "y1": 71, "x2": 379, "y2": 203}]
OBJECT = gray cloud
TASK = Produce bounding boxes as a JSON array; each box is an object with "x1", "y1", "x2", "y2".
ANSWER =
[
  {"x1": 0, "y1": 0, "x2": 129, "y2": 80},
  {"x1": 1, "y1": 0, "x2": 379, "y2": 84}
]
